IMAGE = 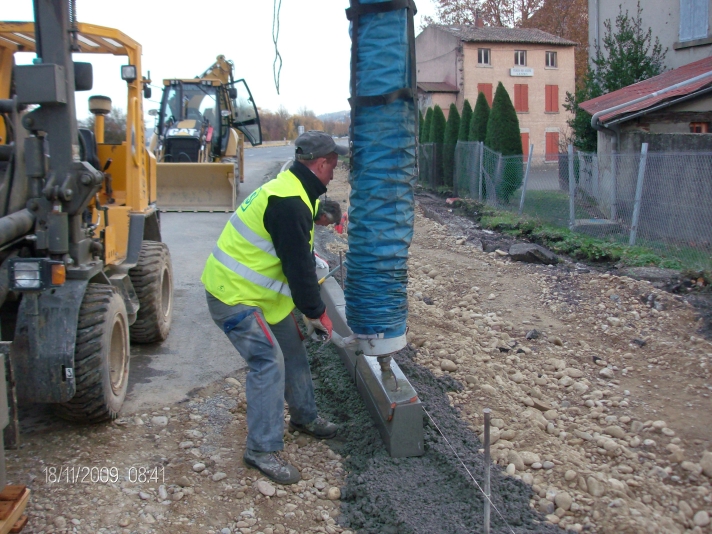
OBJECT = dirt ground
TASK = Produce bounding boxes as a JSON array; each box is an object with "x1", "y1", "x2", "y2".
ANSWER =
[{"x1": 7, "y1": 165, "x2": 712, "y2": 534}]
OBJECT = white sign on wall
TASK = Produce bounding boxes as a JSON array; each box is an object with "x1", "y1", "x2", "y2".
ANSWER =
[{"x1": 510, "y1": 67, "x2": 534, "y2": 77}]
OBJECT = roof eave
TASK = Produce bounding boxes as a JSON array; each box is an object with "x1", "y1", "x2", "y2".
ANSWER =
[{"x1": 601, "y1": 85, "x2": 712, "y2": 128}]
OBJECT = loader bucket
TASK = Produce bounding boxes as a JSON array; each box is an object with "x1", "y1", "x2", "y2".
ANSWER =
[{"x1": 156, "y1": 162, "x2": 237, "y2": 212}]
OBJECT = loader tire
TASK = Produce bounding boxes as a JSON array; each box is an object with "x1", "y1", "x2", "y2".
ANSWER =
[
  {"x1": 55, "y1": 285, "x2": 130, "y2": 423},
  {"x1": 129, "y1": 241, "x2": 173, "y2": 344}
]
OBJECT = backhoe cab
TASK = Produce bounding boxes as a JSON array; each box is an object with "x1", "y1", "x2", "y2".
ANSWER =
[{"x1": 150, "y1": 56, "x2": 262, "y2": 212}]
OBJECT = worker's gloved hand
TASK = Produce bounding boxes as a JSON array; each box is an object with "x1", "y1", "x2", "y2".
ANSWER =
[
  {"x1": 314, "y1": 253, "x2": 328, "y2": 270},
  {"x1": 304, "y1": 312, "x2": 333, "y2": 341}
]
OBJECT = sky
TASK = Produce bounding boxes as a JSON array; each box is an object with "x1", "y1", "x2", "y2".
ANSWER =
[{"x1": 4, "y1": 0, "x2": 436, "y2": 121}]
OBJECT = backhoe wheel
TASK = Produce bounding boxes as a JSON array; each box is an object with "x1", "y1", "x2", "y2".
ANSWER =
[
  {"x1": 55, "y1": 285, "x2": 130, "y2": 423},
  {"x1": 129, "y1": 241, "x2": 174, "y2": 344}
]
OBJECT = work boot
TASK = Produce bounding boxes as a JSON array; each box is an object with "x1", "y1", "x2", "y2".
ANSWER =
[
  {"x1": 289, "y1": 416, "x2": 337, "y2": 439},
  {"x1": 243, "y1": 449, "x2": 301, "y2": 485}
]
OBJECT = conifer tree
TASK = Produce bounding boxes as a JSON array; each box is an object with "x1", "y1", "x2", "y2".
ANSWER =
[
  {"x1": 485, "y1": 82, "x2": 523, "y2": 202},
  {"x1": 457, "y1": 99, "x2": 473, "y2": 142},
  {"x1": 442, "y1": 104, "x2": 461, "y2": 187},
  {"x1": 469, "y1": 92, "x2": 490, "y2": 142},
  {"x1": 421, "y1": 107, "x2": 434, "y2": 143},
  {"x1": 430, "y1": 105, "x2": 447, "y2": 186},
  {"x1": 430, "y1": 105, "x2": 446, "y2": 144}
]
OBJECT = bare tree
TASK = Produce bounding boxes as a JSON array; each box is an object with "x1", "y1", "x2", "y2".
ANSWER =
[
  {"x1": 521, "y1": 0, "x2": 588, "y2": 81},
  {"x1": 423, "y1": 0, "x2": 544, "y2": 28}
]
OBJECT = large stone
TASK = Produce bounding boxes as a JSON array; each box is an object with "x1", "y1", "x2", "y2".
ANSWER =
[
  {"x1": 532, "y1": 398, "x2": 553, "y2": 412},
  {"x1": 586, "y1": 476, "x2": 605, "y2": 497},
  {"x1": 694, "y1": 511, "x2": 710, "y2": 527},
  {"x1": 508, "y1": 451, "x2": 526, "y2": 472},
  {"x1": 508, "y1": 243, "x2": 558, "y2": 265},
  {"x1": 564, "y1": 368, "x2": 584, "y2": 378},
  {"x1": 604, "y1": 426, "x2": 626, "y2": 439},
  {"x1": 440, "y1": 359, "x2": 458, "y2": 372},
  {"x1": 555, "y1": 492, "x2": 572, "y2": 511},
  {"x1": 700, "y1": 451, "x2": 712, "y2": 478},
  {"x1": 256, "y1": 480, "x2": 276, "y2": 497},
  {"x1": 520, "y1": 451, "x2": 541, "y2": 466}
]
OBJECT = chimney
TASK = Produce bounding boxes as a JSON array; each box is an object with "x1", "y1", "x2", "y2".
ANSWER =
[{"x1": 475, "y1": 9, "x2": 484, "y2": 28}]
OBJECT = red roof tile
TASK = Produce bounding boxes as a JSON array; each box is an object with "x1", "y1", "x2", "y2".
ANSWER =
[{"x1": 579, "y1": 56, "x2": 712, "y2": 125}]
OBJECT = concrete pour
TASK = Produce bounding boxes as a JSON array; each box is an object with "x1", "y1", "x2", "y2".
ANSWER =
[{"x1": 304, "y1": 337, "x2": 557, "y2": 534}]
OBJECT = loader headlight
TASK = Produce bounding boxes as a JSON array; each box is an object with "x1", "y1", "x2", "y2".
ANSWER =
[
  {"x1": 9, "y1": 259, "x2": 65, "y2": 291},
  {"x1": 121, "y1": 65, "x2": 137, "y2": 83}
]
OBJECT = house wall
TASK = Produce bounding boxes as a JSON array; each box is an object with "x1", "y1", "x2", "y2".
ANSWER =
[
  {"x1": 415, "y1": 27, "x2": 461, "y2": 91},
  {"x1": 461, "y1": 42, "x2": 575, "y2": 161},
  {"x1": 589, "y1": 0, "x2": 712, "y2": 70},
  {"x1": 593, "y1": 127, "x2": 712, "y2": 243}
]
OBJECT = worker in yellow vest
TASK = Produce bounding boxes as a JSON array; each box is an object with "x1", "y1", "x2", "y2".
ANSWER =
[{"x1": 201, "y1": 130, "x2": 348, "y2": 485}]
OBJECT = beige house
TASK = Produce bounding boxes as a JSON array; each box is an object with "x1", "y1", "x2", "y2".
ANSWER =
[
  {"x1": 589, "y1": 0, "x2": 712, "y2": 71},
  {"x1": 416, "y1": 24, "x2": 576, "y2": 160}
]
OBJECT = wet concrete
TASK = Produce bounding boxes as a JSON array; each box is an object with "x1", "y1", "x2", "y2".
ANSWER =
[{"x1": 305, "y1": 338, "x2": 557, "y2": 533}]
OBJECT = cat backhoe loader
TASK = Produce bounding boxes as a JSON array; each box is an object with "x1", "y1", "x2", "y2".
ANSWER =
[
  {"x1": 0, "y1": 0, "x2": 174, "y2": 445},
  {"x1": 150, "y1": 56, "x2": 262, "y2": 211}
]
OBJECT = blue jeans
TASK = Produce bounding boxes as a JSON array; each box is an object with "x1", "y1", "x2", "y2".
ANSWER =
[{"x1": 206, "y1": 291, "x2": 318, "y2": 452}]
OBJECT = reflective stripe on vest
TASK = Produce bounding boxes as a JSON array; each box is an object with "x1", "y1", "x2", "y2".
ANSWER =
[
  {"x1": 201, "y1": 169, "x2": 315, "y2": 324},
  {"x1": 211, "y1": 245, "x2": 291, "y2": 297},
  {"x1": 228, "y1": 212, "x2": 277, "y2": 257}
]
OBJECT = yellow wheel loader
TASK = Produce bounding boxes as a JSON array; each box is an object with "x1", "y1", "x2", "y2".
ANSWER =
[
  {"x1": 0, "y1": 0, "x2": 173, "y2": 449},
  {"x1": 149, "y1": 56, "x2": 262, "y2": 212}
]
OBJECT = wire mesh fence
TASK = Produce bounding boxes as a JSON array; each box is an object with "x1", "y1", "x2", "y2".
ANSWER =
[{"x1": 419, "y1": 141, "x2": 712, "y2": 270}]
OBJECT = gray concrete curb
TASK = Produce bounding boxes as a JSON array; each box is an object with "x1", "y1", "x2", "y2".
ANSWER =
[{"x1": 316, "y1": 264, "x2": 424, "y2": 458}]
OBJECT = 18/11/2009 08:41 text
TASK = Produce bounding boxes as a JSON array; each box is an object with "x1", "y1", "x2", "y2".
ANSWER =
[{"x1": 43, "y1": 465, "x2": 165, "y2": 484}]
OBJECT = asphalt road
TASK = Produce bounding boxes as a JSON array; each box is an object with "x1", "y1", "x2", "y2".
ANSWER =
[{"x1": 123, "y1": 144, "x2": 295, "y2": 412}]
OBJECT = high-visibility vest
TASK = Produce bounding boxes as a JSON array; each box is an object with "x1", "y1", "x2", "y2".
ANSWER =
[{"x1": 201, "y1": 169, "x2": 316, "y2": 324}]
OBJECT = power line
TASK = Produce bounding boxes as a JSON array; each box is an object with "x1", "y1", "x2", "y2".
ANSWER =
[{"x1": 272, "y1": 0, "x2": 283, "y2": 95}]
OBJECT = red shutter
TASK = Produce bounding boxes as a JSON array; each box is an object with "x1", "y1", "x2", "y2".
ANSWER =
[
  {"x1": 545, "y1": 85, "x2": 559, "y2": 113},
  {"x1": 514, "y1": 84, "x2": 521, "y2": 111},
  {"x1": 521, "y1": 133, "x2": 529, "y2": 157},
  {"x1": 521, "y1": 84, "x2": 528, "y2": 112},
  {"x1": 478, "y1": 83, "x2": 493, "y2": 106},
  {"x1": 545, "y1": 132, "x2": 559, "y2": 161}
]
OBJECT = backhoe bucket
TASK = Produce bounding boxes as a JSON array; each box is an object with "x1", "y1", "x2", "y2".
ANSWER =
[{"x1": 156, "y1": 162, "x2": 237, "y2": 212}]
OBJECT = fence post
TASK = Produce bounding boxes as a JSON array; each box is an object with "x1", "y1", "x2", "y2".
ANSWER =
[
  {"x1": 483, "y1": 408, "x2": 492, "y2": 534},
  {"x1": 478, "y1": 141, "x2": 484, "y2": 202},
  {"x1": 453, "y1": 141, "x2": 459, "y2": 198},
  {"x1": 568, "y1": 144, "x2": 575, "y2": 230},
  {"x1": 629, "y1": 142, "x2": 649, "y2": 246},
  {"x1": 518, "y1": 144, "x2": 534, "y2": 215},
  {"x1": 494, "y1": 154, "x2": 503, "y2": 205},
  {"x1": 611, "y1": 151, "x2": 618, "y2": 221},
  {"x1": 469, "y1": 143, "x2": 478, "y2": 199}
]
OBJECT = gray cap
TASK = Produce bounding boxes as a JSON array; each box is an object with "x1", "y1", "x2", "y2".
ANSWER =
[{"x1": 295, "y1": 130, "x2": 349, "y2": 160}]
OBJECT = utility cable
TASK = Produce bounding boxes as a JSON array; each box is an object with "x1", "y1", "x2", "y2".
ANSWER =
[
  {"x1": 422, "y1": 407, "x2": 516, "y2": 534},
  {"x1": 272, "y1": 0, "x2": 283, "y2": 95}
]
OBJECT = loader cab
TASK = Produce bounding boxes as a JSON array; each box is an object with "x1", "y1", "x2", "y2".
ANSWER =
[
  {"x1": 157, "y1": 81, "x2": 218, "y2": 162},
  {"x1": 157, "y1": 78, "x2": 261, "y2": 163}
]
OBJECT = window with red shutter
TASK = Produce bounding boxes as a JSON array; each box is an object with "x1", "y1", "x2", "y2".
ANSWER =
[
  {"x1": 478, "y1": 83, "x2": 493, "y2": 106},
  {"x1": 514, "y1": 84, "x2": 528, "y2": 112},
  {"x1": 545, "y1": 85, "x2": 559, "y2": 113},
  {"x1": 545, "y1": 132, "x2": 559, "y2": 161}
]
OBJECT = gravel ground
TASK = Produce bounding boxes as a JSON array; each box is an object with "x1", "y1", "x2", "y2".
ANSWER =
[{"x1": 7, "y1": 166, "x2": 712, "y2": 533}]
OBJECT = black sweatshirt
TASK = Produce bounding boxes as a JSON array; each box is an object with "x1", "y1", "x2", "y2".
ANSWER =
[{"x1": 263, "y1": 161, "x2": 326, "y2": 320}]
